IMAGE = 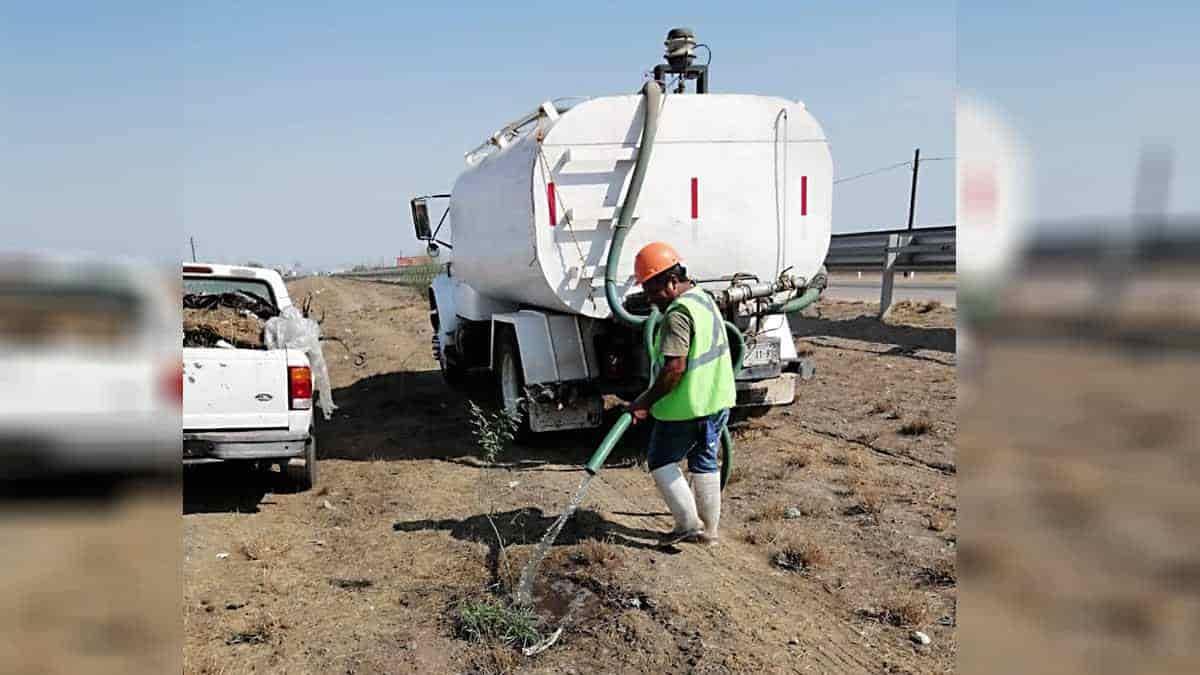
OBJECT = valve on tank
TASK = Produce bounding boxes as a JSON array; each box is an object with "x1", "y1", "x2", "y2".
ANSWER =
[{"x1": 653, "y1": 27, "x2": 709, "y2": 94}]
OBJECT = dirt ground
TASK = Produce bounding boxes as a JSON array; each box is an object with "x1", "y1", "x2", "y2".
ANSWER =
[
  {"x1": 956, "y1": 297, "x2": 1200, "y2": 675},
  {"x1": 183, "y1": 278, "x2": 957, "y2": 674}
]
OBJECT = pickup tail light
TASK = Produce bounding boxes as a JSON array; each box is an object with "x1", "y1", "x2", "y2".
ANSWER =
[
  {"x1": 289, "y1": 366, "x2": 313, "y2": 410},
  {"x1": 166, "y1": 362, "x2": 184, "y2": 407}
]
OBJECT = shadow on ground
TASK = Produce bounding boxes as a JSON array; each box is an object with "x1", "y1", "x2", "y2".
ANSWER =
[
  {"x1": 318, "y1": 369, "x2": 649, "y2": 469},
  {"x1": 395, "y1": 506, "x2": 673, "y2": 593},
  {"x1": 789, "y1": 313, "x2": 955, "y2": 353},
  {"x1": 183, "y1": 464, "x2": 297, "y2": 515},
  {"x1": 393, "y1": 506, "x2": 666, "y2": 552}
]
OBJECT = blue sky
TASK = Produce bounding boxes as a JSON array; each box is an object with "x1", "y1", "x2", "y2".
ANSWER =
[
  {"x1": 958, "y1": 1, "x2": 1200, "y2": 229},
  {"x1": 1, "y1": 2, "x2": 1193, "y2": 268},
  {"x1": 0, "y1": 2, "x2": 955, "y2": 268}
]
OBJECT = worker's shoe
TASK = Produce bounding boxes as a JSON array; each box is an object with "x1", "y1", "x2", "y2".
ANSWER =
[
  {"x1": 691, "y1": 471, "x2": 722, "y2": 546},
  {"x1": 652, "y1": 464, "x2": 703, "y2": 544}
]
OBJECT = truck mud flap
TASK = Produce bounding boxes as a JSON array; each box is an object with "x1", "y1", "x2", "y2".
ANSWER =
[
  {"x1": 528, "y1": 395, "x2": 604, "y2": 433},
  {"x1": 734, "y1": 372, "x2": 797, "y2": 408}
]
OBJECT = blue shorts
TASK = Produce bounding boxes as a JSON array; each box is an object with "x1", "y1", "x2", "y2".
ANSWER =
[{"x1": 646, "y1": 409, "x2": 730, "y2": 474}]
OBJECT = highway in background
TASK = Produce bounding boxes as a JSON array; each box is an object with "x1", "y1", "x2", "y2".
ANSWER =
[{"x1": 823, "y1": 272, "x2": 957, "y2": 307}]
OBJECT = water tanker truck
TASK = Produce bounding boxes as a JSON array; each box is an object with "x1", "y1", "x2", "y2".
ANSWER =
[{"x1": 409, "y1": 29, "x2": 831, "y2": 433}]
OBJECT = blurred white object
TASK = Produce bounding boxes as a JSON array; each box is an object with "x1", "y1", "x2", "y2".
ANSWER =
[
  {"x1": 0, "y1": 253, "x2": 179, "y2": 477},
  {"x1": 181, "y1": 263, "x2": 318, "y2": 490},
  {"x1": 956, "y1": 92, "x2": 1032, "y2": 291}
]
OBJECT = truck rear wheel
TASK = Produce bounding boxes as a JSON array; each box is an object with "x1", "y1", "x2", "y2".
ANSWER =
[{"x1": 494, "y1": 329, "x2": 532, "y2": 439}]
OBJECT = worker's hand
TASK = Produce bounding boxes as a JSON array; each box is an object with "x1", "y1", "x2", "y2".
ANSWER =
[{"x1": 625, "y1": 400, "x2": 651, "y2": 425}]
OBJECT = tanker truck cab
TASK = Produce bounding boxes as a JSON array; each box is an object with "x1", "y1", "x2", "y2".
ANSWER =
[{"x1": 410, "y1": 33, "x2": 830, "y2": 433}]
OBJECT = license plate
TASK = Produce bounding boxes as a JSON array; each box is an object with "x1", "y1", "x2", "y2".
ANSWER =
[
  {"x1": 183, "y1": 440, "x2": 210, "y2": 458},
  {"x1": 742, "y1": 339, "x2": 780, "y2": 367}
]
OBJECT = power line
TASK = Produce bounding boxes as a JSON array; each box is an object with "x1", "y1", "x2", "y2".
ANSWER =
[
  {"x1": 833, "y1": 160, "x2": 913, "y2": 184},
  {"x1": 833, "y1": 155, "x2": 956, "y2": 185}
]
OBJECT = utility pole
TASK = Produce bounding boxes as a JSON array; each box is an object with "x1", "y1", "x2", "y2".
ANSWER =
[
  {"x1": 190, "y1": 236, "x2": 197, "y2": 262},
  {"x1": 906, "y1": 147, "x2": 920, "y2": 231},
  {"x1": 902, "y1": 148, "x2": 920, "y2": 280}
]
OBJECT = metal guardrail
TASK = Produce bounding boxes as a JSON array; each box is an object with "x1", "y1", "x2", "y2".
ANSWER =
[
  {"x1": 334, "y1": 263, "x2": 444, "y2": 287},
  {"x1": 822, "y1": 225, "x2": 956, "y2": 316},
  {"x1": 824, "y1": 226, "x2": 956, "y2": 272}
]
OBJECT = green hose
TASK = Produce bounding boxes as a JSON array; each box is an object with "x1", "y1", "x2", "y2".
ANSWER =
[
  {"x1": 763, "y1": 285, "x2": 822, "y2": 315},
  {"x1": 719, "y1": 425, "x2": 735, "y2": 488},
  {"x1": 604, "y1": 80, "x2": 663, "y2": 329},
  {"x1": 584, "y1": 412, "x2": 632, "y2": 475}
]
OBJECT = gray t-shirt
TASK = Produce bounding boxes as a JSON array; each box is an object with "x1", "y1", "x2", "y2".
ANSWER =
[{"x1": 659, "y1": 307, "x2": 693, "y2": 358}]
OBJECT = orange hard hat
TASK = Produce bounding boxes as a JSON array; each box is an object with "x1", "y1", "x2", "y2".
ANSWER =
[{"x1": 634, "y1": 242, "x2": 682, "y2": 284}]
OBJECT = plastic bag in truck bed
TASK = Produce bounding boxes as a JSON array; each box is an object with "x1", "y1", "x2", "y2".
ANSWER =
[{"x1": 264, "y1": 306, "x2": 336, "y2": 420}]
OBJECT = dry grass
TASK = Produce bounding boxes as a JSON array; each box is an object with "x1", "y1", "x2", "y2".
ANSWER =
[
  {"x1": 868, "y1": 399, "x2": 898, "y2": 417},
  {"x1": 184, "y1": 651, "x2": 234, "y2": 675},
  {"x1": 916, "y1": 558, "x2": 957, "y2": 587},
  {"x1": 761, "y1": 464, "x2": 791, "y2": 481},
  {"x1": 238, "y1": 539, "x2": 264, "y2": 562},
  {"x1": 899, "y1": 416, "x2": 933, "y2": 436},
  {"x1": 926, "y1": 511, "x2": 952, "y2": 532},
  {"x1": 224, "y1": 615, "x2": 275, "y2": 646},
  {"x1": 828, "y1": 451, "x2": 866, "y2": 469},
  {"x1": 854, "y1": 489, "x2": 886, "y2": 517},
  {"x1": 470, "y1": 645, "x2": 519, "y2": 675},
  {"x1": 725, "y1": 465, "x2": 754, "y2": 486},
  {"x1": 859, "y1": 594, "x2": 929, "y2": 627},
  {"x1": 740, "y1": 525, "x2": 781, "y2": 547},
  {"x1": 570, "y1": 539, "x2": 624, "y2": 568},
  {"x1": 745, "y1": 501, "x2": 790, "y2": 524},
  {"x1": 853, "y1": 429, "x2": 882, "y2": 446},
  {"x1": 886, "y1": 595, "x2": 929, "y2": 627},
  {"x1": 769, "y1": 536, "x2": 828, "y2": 573},
  {"x1": 832, "y1": 474, "x2": 863, "y2": 497},
  {"x1": 893, "y1": 299, "x2": 941, "y2": 315},
  {"x1": 783, "y1": 450, "x2": 812, "y2": 469}
]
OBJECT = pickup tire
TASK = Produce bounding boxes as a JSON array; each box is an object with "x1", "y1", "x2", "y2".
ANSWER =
[{"x1": 287, "y1": 429, "x2": 318, "y2": 491}]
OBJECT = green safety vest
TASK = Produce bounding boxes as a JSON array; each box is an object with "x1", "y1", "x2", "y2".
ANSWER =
[{"x1": 650, "y1": 287, "x2": 737, "y2": 421}]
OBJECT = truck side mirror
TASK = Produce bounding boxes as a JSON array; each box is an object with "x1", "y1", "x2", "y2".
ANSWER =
[{"x1": 411, "y1": 198, "x2": 432, "y2": 240}]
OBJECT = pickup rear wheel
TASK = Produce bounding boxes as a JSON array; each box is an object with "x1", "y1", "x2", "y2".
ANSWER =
[{"x1": 288, "y1": 430, "x2": 318, "y2": 491}]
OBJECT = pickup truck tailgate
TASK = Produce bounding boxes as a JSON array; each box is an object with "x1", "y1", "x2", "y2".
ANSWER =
[{"x1": 183, "y1": 347, "x2": 292, "y2": 431}]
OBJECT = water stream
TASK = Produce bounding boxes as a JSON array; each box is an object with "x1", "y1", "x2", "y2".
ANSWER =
[{"x1": 515, "y1": 473, "x2": 595, "y2": 606}]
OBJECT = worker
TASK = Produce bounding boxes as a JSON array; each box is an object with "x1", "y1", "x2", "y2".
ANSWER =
[{"x1": 625, "y1": 242, "x2": 736, "y2": 546}]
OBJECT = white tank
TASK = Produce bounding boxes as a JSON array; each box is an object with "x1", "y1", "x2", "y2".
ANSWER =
[{"x1": 449, "y1": 93, "x2": 833, "y2": 319}]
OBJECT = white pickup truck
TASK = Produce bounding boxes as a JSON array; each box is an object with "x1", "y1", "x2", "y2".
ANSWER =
[
  {"x1": 0, "y1": 254, "x2": 178, "y2": 480},
  {"x1": 182, "y1": 264, "x2": 317, "y2": 490}
]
